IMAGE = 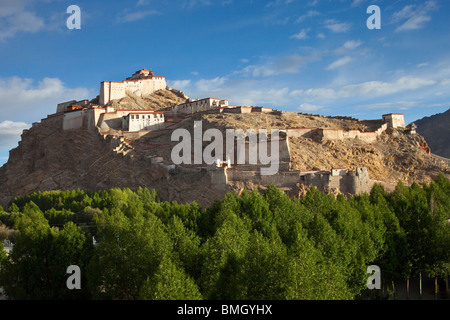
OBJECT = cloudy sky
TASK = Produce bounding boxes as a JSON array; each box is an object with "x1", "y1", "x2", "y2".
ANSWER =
[{"x1": 1, "y1": 0, "x2": 449, "y2": 166}]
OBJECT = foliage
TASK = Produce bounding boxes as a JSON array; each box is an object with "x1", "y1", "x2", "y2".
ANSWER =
[{"x1": 0, "y1": 176, "x2": 448, "y2": 300}]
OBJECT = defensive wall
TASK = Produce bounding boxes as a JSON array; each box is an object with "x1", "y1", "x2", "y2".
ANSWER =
[
  {"x1": 284, "y1": 123, "x2": 388, "y2": 143},
  {"x1": 209, "y1": 165, "x2": 372, "y2": 195},
  {"x1": 99, "y1": 69, "x2": 167, "y2": 106}
]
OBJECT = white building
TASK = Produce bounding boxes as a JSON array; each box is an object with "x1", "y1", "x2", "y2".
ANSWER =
[
  {"x1": 58, "y1": 105, "x2": 165, "y2": 132},
  {"x1": 99, "y1": 69, "x2": 167, "y2": 105},
  {"x1": 124, "y1": 111, "x2": 165, "y2": 132},
  {"x1": 172, "y1": 98, "x2": 228, "y2": 114},
  {"x1": 382, "y1": 113, "x2": 405, "y2": 129}
]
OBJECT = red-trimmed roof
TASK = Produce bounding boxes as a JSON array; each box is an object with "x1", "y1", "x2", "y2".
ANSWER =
[{"x1": 102, "y1": 77, "x2": 165, "y2": 84}]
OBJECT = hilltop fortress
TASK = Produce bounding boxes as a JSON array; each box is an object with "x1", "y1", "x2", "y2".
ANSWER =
[
  {"x1": 100, "y1": 68, "x2": 167, "y2": 105},
  {"x1": 27, "y1": 68, "x2": 423, "y2": 199}
]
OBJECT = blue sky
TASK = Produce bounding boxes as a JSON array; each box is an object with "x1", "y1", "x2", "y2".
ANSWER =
[{"x1": 1, "y1": 0, "x2": 449, "y2": 166}]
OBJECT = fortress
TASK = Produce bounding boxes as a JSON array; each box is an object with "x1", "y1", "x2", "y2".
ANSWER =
[
  {"x1": 34, "y1": 68, "x2": 410, "y2": 197},
  {"x1": 99, "y1": 69, "x2": 167, "y2": 105}
]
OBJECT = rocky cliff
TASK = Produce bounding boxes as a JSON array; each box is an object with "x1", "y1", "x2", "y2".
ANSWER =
[
  {"x1": 414, "y1": 108, "x2": 450, "y2": 158},
  {"x1": 0, "y1": 108, "x2": 449, "y2": 209}
]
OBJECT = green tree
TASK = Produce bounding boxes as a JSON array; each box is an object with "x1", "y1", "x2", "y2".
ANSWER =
[
  {"x1": 86, "y1": 209, "x2": 172, "y2": 299},
  {"x1": 199, "y1": 213, "x2": 250, "y2": 299},
  {"x1": 239, "y1": 230, "x2": 291, "y2": 299},
  {"x1": 165, "y1": 216, "x2": 202, "y2": 280},
  {"x1": 139, "y1": 256, "x2": 202, "y2": 300},
  {"x1": 0, "y1": 204, "x2": 92, "y2": 299}
]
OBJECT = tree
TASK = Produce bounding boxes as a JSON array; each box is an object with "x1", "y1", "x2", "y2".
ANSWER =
[
  {"x1": 0, "y1": 204, "x2": 92, "y2": 299},
  {"x1": 199, "y1": 213, "x2": 250, "y2": 299},
  {"x1": 139, "y1": 256, "x2": 202, "y2": 300},
  {"x1": 86, "y1": 209, "x2": 172, "y2": 299},
  {"x1": 239, "y1": 230, "x2": 291, "y2": 299},
  {"x1": 165, "y1": 216, "x2": 202, "y2": 280},
  {"x1": 369, "y1": 183, "x2": 409, "y2": 295},
  {"x1": 287, "y1": 222, "x2": 353, "y2": 300}
]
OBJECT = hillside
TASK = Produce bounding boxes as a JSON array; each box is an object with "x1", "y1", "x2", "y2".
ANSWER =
[
  {"x1": 0, "y1": 109, "x2": 448, "y2": 209},
  {"x1": 414, "y1": 108, "x2": 450, "y2": 158},
  {"x1": 108, "y1": 88, "x2": 189, "y2": 111}
]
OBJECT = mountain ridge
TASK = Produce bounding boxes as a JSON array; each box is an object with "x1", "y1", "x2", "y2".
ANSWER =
[
  {"x1": 1, "y1": 97, "x2": 448, "y2": 209},
  {"x1": 414, "y1": 108, "x2": 450, "y2": 158}
]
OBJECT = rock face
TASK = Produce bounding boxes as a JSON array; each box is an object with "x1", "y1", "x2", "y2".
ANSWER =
[
  {"x1": 0, "y1": 110, "x2": 449, "y2": 209},
  {"x1": 108, "y1": 88, "x2": 188, "y2": 111},
  {"x1": 414, "y1": 108, "x2": 450, "y2": 158}
]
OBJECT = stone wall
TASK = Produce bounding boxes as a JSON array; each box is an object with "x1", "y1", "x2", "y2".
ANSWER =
[
  {"x1": 286, "y1": 123, "x2": 388, "y2": 143},
  {"x1": 100, "y1": 77, "x2": 167, "y2": 105},
  {"x1": 213, "y1": 166, "x2": 373, "y2": 196},
  {"x1": 223, "y1": 107, "x2": 253, "y2": 114},
  {"x1": 40, "y1": 113, "x2": 64, "y2": 128},
  {"x1": 322, "y1": 129, "x2": 344, "y2": 141},
  {"x1": 62, "y1": 110, "x2": 85, "y2": 130},
  {"x1": 172, "y1": 98, "x2": 227, "y2": 115}
]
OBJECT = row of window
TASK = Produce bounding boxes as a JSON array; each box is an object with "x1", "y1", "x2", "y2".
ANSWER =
[{"x1": 130, "y1": 114, "x2": 163, "y2": 120}]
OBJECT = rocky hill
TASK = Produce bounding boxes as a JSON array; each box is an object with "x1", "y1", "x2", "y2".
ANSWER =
[
  {"x1": 0, "y1": 106, "x2": 449, "y2": 209},
  {"x1": 108, "y1": 87, "x2": 189, "y2": 111},
  {"x1": 414, "y1": 108, "x2": 450, "y2": 158}
]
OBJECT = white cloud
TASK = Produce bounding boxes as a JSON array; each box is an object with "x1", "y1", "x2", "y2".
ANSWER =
[
  {"x1": 324, "y1": 19, "x2": 351, "y2": 33},
  {"x1": 168, "y1": 79, "x2": 192, "y2": 90},
  {"x1": 240, "y1": 54, "x2": 315, "y2": 77},
  {"x1": 298, "y1": 103, "x2": 324, "y2": 112},
  {"x1": 195, "y1": 77, "x2": 227, "y2": 92},
  {"x1": 290, "y1": 76, "x2": 437, "y2": 103},
  {"x1": 290, "y1": 28, "x2": 309, "y2": 40},
  {"x1": 326, "y1": 56, "x2": 352, "y2": 70},
  {"x1": 0, "y1": 0, "x2": 45, "y2": 40},
  {"x1": 266, "y1": 0, "x2": 294, "y2": 7},
  {"x1": 290, "y1": 88, "x2": 337, "y2": 100},
  {"x1": 295, "y1": 10, "x2": 320, "y2": 23},
  {"x1": 0, "y1": 120, "x2": 30, "y2": 154},
  {"x1": 117, "y1": 10, "x2": 159, "y2": 23},
  {"x1": 394, "y1": 1, "x2": 437, "y2": 32},
  {"x1": 0, "y1": 76, "x2": 91, "y2": 121},
  {"x1": 396, "y1": 15, "x2": 431, "y2": 31},
  {"x1": 392, "y1": 5, "x2": 416, "y2": 22},
  {"x1": 0, "y1": 120, "x2": 30, "y2": 137},
  {"x1": 342, "y1": 40, "x2": 362, "y2": 50},
  {"x1": 338, "y1": 76, "x2": 436, "y2": 97},
  {"x1": 351, "y1": 0, "x2": 364, "y2": 7},
  {"x1": 353, "y1": 101, "x2": 420, "y2": 110}
]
